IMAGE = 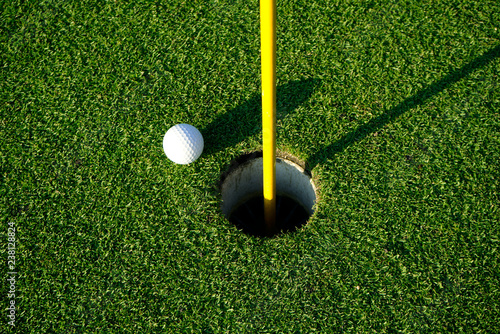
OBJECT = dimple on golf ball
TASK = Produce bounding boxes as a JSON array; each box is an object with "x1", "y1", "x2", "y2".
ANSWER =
[{"x1": 163, "y1": 124, "x2": 204, "y2": 164}]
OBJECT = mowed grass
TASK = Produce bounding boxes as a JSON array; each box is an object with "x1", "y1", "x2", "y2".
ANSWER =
[{"x1": 1, "y1": 0, "x2": 499, "y2": 332}]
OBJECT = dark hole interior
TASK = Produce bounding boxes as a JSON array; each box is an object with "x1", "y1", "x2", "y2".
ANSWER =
[{"x1": 228, "y1": 194, "x2": 310, "y2": 237}]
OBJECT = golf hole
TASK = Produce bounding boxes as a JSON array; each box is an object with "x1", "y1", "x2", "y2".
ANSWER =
[{"x1": 220, "y1": 151, "x2": 317, "y2": 237}]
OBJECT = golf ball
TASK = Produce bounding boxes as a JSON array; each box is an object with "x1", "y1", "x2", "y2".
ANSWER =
[{"x1": 163, "y1": 124, "x2": 204, "y2": 164}]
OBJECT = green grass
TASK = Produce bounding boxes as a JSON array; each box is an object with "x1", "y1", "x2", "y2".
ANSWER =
[{"x1": 1, "y1": 0, "x2": 499, "y2": 332}]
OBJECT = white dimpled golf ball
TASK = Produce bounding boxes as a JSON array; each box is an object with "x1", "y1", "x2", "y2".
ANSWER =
[{"x1": 163, "y1": 124, "x2": 204, "y2": 164}]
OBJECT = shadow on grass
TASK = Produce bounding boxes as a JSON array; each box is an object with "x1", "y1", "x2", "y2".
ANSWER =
[
  {"x1": 307, "y1": 44, "x2": 500, "y2": 169},
  {"x1": 202, "y1": 78, "x2": 319, "y2": 154}
]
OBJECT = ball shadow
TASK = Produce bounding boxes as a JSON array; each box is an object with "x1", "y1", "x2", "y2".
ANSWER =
[{"x1": 202, "y1": 78, "x2": 319, "y2": 154}]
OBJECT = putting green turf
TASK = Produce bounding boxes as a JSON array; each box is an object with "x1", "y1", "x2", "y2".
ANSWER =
[{"x1": 1, "y1": 0, "x2": 499, "y2": 332}]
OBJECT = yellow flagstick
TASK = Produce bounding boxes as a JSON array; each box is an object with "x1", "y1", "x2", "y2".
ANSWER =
[{"x1": 260, "y1": 0, "x2": 276, "y2": 235}]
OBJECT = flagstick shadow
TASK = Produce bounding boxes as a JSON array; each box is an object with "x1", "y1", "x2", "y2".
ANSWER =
[
  {"x1": 202, "y1": 78, "x2": 318, "y2": 154},
  {"x1": 307, "y1": 45, "x2": 500, "y2": 169}
]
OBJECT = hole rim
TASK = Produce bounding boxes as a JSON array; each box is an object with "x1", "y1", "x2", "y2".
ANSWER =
[{"x1": 218, "y1": 150, "x2": 318, "y2": 237}]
